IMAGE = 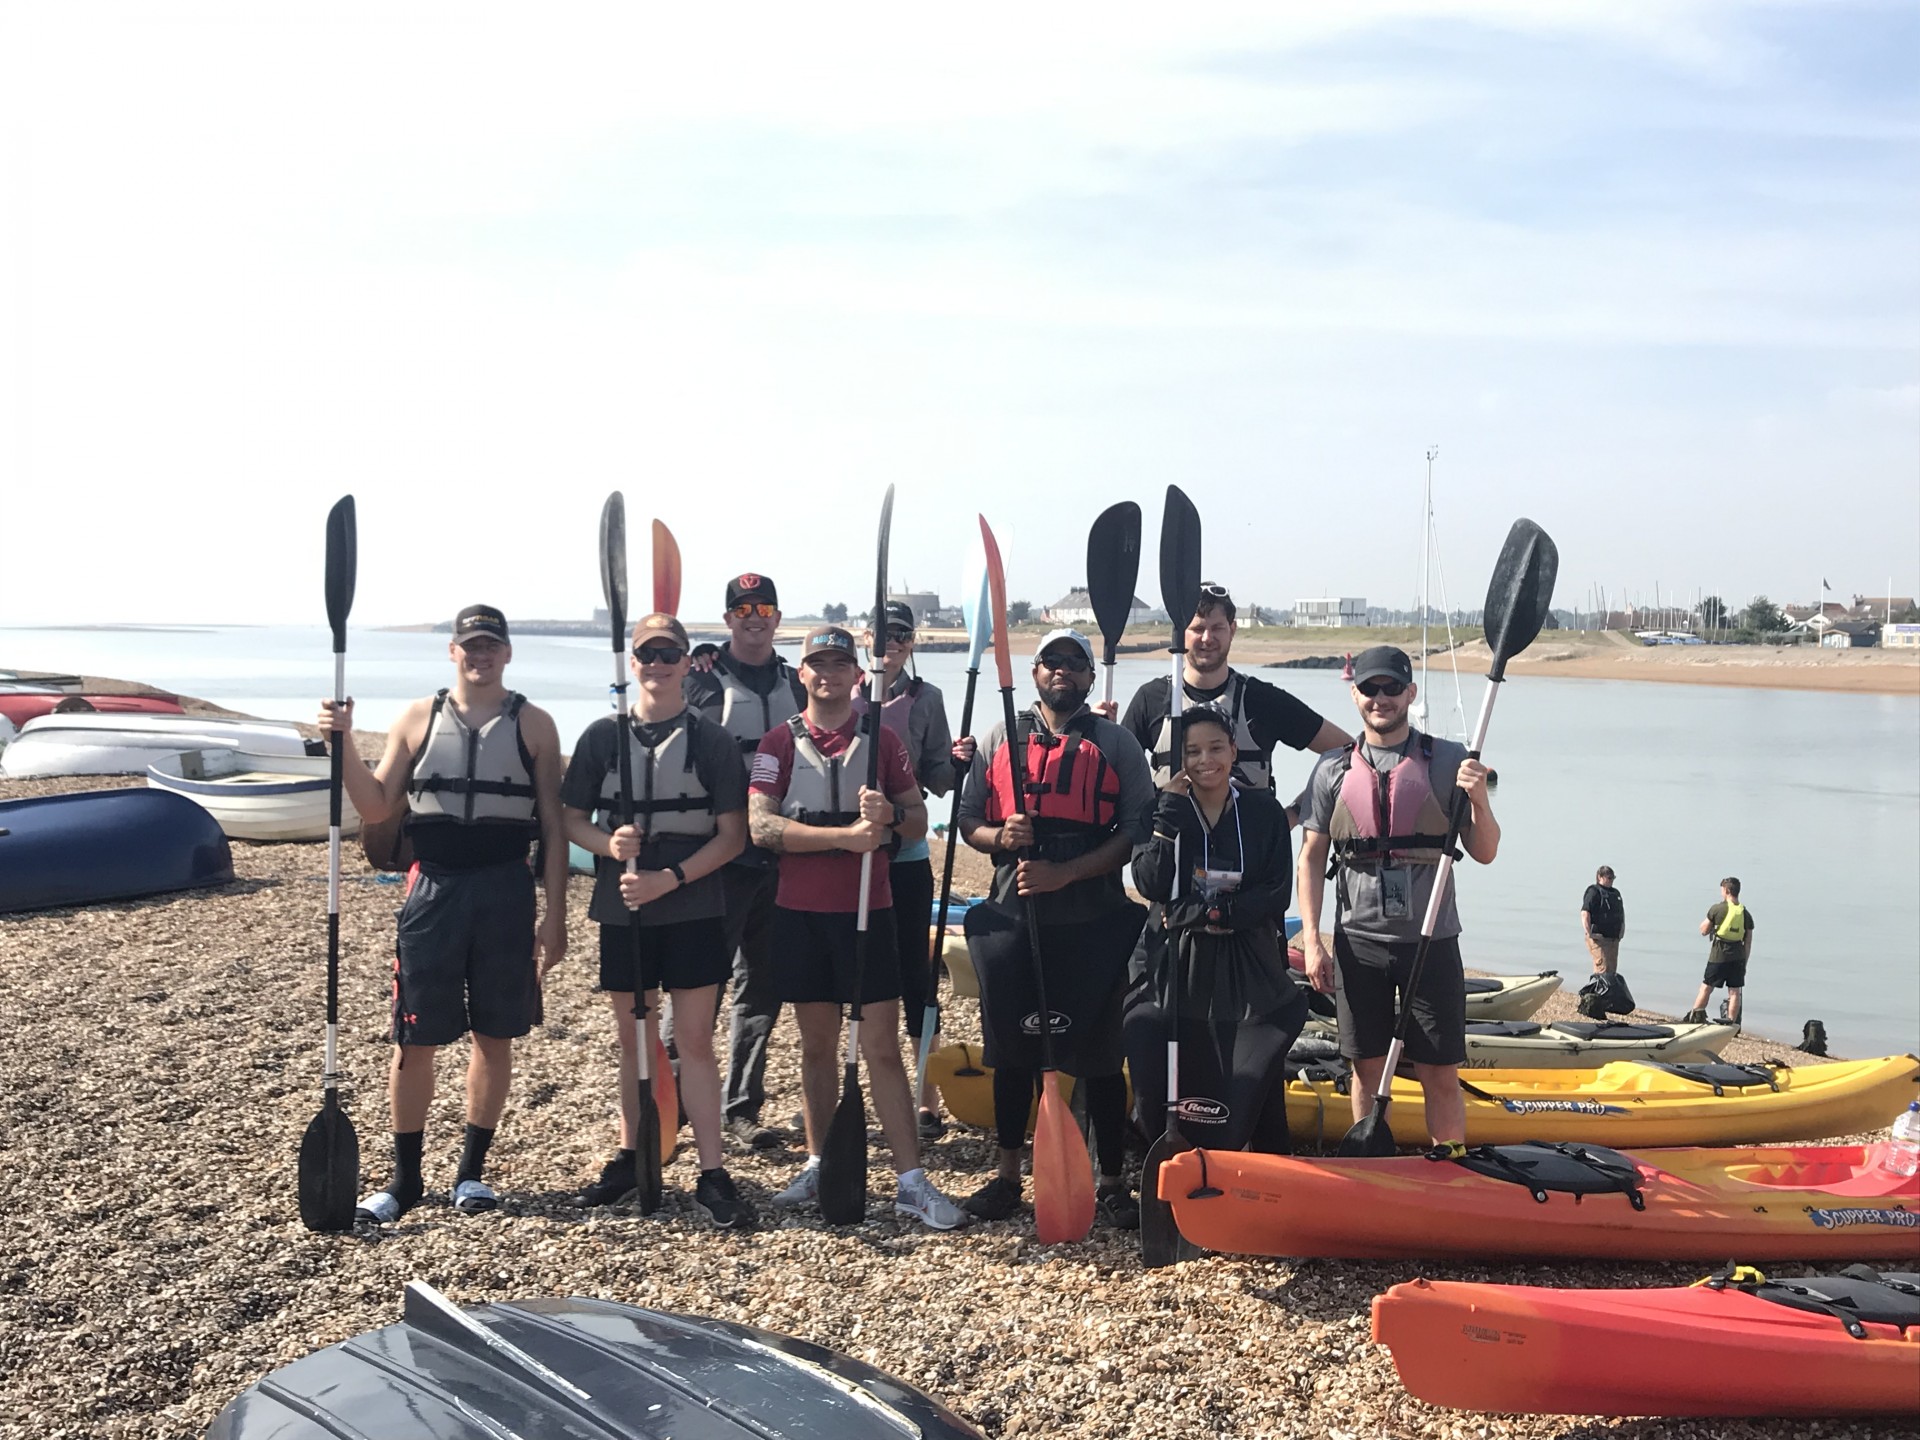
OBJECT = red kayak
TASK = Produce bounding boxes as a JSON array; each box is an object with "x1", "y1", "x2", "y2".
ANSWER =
[{"x1": 0, "y1": 693, "x2": 184, "y2": 726}]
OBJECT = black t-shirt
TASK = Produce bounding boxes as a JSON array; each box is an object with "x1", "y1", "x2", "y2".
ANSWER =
[
  {"x1": 683, "y1": 647, "x2": 808, "y2": 731},
  {"x1": 1121, "y1": 670, "x2": 1325, "y2": 761},
  {"x1": 1582, "y1": 883, "x2": 1625, "y2": 939}
]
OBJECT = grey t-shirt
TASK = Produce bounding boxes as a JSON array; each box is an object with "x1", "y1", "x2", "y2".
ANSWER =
[{"x1": 1302, "y1": 732, "x2": 1474, "y2": 944}]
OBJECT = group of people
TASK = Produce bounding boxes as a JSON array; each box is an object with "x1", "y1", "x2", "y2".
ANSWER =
[
  {"x1": 1579, "y1": 866, "x2": 1756, "y2": 1025},
  {"x1": 319, "y1": 574, "x2": 1513, "y2": 1235}
]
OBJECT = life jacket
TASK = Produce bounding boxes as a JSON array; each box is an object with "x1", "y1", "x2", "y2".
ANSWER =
[
  {"x1": 1325, "y1": 733, "x2": 1456, "y2": 874},
  {"x1": 1149, "y1": 671, "x2": 1270, "y2": 790},
  {"x1": 407, "y1": 690, "x2": 537, "y2": 830},
  {"x1": 1715, "y1": 901, "x2": 1748, "y2": 944},
  {"x1": 877, "y1": 674, "x2": 921, "y2": 744},
  {"x1": 984, "y1": 709, "x2": 1122, "y2": 859},
  {"x1": 713, "y1": 651, "x2": 800, "y2": 755},
  {"x1": 780, "y1": 714, "x2": 871, "y2": 828},
  {"x1": 594, "y1": 712, "x2": 715, "y2": 841}
]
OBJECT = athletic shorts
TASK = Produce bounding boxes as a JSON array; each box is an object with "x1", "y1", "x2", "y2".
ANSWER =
[
  {"x1": 392, "y1": 860, "x2": 540, "y2": 1047},
  {"x1": 597, "y1": 916, "x2": 730, "y2": 994},
  {"x1": 772, "y1": 905, "x2": 901, "y2": 1007},
  {"x1": 1703, "y1": 954, "x2": 1748, "y2": 989},
  {"x1": 1333, "y1": 931, "x2": 1467, "y2": 1067}
]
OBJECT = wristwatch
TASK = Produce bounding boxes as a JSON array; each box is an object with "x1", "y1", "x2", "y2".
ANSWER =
[
  {"x1": 666, "y1": 862, "x2": 687, "y2": 887},
  {"x1": 889, "y1": 803, "x2": 905, "y2": 828}
]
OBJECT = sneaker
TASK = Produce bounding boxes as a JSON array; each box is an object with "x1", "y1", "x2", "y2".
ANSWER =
[
  {"x1": 577, "y1": 1153, "x2": 637, "y2": 1208},
  {"x1": 917, "y1": 1109, "x2": 948, "y2": 1142},
  {"x1": 724, "y1": 1115, "x2": 782, "y2": 1151},
  {"x1": 1683, "y1": 1008, "x2": 1708, "y2": 1024},
  {"x1": 962, "y1": 1174, "x2": 1024, "y2": 1221},
  {"x1": 451, "y1": 1178, "x2": 498, "y2": 1214},
  {"x1": 1094, "y1": 1182, "x2": 1140, "y2": 1231},
  {"x1": 895, "y1": 1171, "x2": 969, "y2": 1230},
  {"x1": 771, "y1": 1163, "x2": 820, "y2": 1211},
  {"x1": 694, "y1": 1168, "x2": 755, "y2": 1230}
]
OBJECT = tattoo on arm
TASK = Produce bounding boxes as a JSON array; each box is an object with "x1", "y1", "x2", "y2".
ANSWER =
[{"x1": 748, "y1": 793, "x2": 789, "y2": 853}]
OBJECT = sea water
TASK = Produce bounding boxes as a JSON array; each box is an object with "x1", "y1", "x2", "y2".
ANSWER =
[{"x1": 5, "y1": 624, "x2": 1916, "y2": 1060}]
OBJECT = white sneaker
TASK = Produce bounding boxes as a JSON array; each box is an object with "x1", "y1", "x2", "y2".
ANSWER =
[
  {"x1": 771, "y1": 1163, "x2": 820, "y2": 1211},
  {"x1": 894, "y1": 1171, "x2": 968, "y2": 1230}
]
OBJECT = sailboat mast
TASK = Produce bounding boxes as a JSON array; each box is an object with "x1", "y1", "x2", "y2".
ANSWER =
[{"x1": 1421, "y1": 446, "x2": 1436, "y2": 714}]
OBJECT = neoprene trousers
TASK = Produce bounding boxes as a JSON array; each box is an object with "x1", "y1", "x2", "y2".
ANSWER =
[{"x1": 993, "y1": 1065, "x2": 1128, "y2": 1175}]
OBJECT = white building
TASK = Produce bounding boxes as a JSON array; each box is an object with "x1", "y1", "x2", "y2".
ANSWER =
[
  {"x1": 1045, "y1": 589, "x2": 1155, "y2": 627},
  {"x1": 1294, "y1": 597, "x2": 1367, "y2": 628}
]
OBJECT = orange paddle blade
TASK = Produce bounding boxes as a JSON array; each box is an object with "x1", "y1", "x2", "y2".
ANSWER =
[
  {"x1": 979, "y1": 516, "x2": 1014, "y2": 693},
  {"x1": 652, "y1": 1033, "x2": 679, "y2": 1166},
  {"x1": 651, "y1": 520, "x2": 681, "y2": 616},
  {"x1": 1031, "y1": 1071, "x2": 1095, "y2": 1244}
]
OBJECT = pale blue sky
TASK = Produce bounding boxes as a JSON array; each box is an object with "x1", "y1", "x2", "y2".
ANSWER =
[{"x1": 2, "y1": 1, "x2": 1914, "y2": 626}]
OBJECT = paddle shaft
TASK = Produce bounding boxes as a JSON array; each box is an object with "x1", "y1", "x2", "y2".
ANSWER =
[
  {"x1": 997, "y1": 684, "x2": 1063, "y2": 1073},
  {"x1": 842, "y1": 660, "x2": 886, "y2": 1068},
  {"x1": 325, "y1": 652, "x2": 345, "y2": 1086},
  {"x1": 912, "y1": 661, "x2": 981, "y2": 1100},
  {"x1": 1163, "y1": 646, "x2": 1185, "y2": 1124},
  {"x1": 608, "y1": 649, "x2": 653, "y2": 1089}
]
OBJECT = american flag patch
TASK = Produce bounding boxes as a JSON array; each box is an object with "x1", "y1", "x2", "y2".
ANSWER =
[{"x1": 749, "y1": 753, "x2": 782, "y2": 787}]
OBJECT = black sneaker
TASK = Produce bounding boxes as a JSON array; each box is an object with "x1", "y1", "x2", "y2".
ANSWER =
[
  {"x1": 963, "y1": 1175, "x2": 1024, "y2": 1221},
  {"x1": 917, "y1": 1109, "x2": 948, "y2": 1142},
  {"x1": 694, "y1": 1168, "x2": 754, "y2": 1230},
  {"x1": 1095, "y1": 1183, "x2": 1140, "y2": 1231},
  {"x1": 724, "y1": 1115, "x2": 782, "y2": 1151},
  {"x1": 578, "y1": 1152, "x2": 637, "y2": 1208}
]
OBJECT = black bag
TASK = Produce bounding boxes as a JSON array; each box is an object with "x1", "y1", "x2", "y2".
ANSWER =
[
  {"x1": 1587, "y1": 885, "x2": 1624, "y2": 939},
  {"x1": 1576, "y1": 970, "x2": 1636, "y2": 1019}
]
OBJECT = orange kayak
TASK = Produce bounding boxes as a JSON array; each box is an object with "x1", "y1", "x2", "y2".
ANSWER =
[
  {"x1": 1372, "y1": 1268, "x2": 1920, "y2": 1417},
  {"x1": 1161, "y1": 1142, "x2": 1920, "y2": 1261}
]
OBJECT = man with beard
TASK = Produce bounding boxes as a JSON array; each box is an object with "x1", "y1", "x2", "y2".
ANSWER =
[{"x1": 955, "y1": 629, "x2": 1153, "y2": 1227}]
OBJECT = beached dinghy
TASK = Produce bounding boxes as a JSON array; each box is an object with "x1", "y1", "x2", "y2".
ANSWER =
[
  {"x1": 0, "y1": 712, "x2": 312, "y2": 777},
  {"x1": 147, "y1": 749, "x2": 358, "y2": 842},
  {"x1": 0, "y1": 691, "x2": 184, "y2": 727},
  {"x1": 0, "y1": 788, "x2": 234, "y2": 913},
  {"x1": 206, "y1": 1281, "x2": 989, "y2": 1439}
]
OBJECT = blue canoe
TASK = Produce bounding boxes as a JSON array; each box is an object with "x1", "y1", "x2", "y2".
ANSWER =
[{"x1": 0, "y1": 788, "x2": 234, "y2": 914}]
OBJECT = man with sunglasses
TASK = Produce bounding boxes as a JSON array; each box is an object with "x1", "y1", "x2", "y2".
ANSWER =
[
  {"x1": 561, "y1": 614, "x2": 751, "y2": 1225},
  {"x1": 1294, "y1": 645, "x2": 1501, "y2": 1154},
  {"x1": 955, "y1": 629, "x2": 1153, "y2": 1228},
  {"x1": 1118, "y1": 582, "x2": 1348, "y2": 814},
  {"x1": 683, "y1": 573, "x2": 807, "y2": 1151}
]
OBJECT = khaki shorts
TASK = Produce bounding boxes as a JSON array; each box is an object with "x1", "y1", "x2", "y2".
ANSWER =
[{"x1": 1585, "y1": 935, "x2": 1620, "y2": 974}]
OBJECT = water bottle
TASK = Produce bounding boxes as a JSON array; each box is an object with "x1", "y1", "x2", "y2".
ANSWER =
[{"x1": 1885, "y1": 1101, "x2": 1920, "y2": 1178}]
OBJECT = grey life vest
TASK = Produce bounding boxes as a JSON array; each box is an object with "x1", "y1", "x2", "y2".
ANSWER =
[
  {"x1": 1150, "y1": 671, "x2": 1269, "y2": 791},
  {"x1": 780, "y1": 715, "x2": 871, "y2": 827},
  {"x1": 594, "y1": 712, "x2": 716, "y2": 841},
  {"x1": 714, "y1": 653, "x2": 799, "y2": 755},
  {"x1": 408, "y1": 690, "x2": 537, "y2": 829}
]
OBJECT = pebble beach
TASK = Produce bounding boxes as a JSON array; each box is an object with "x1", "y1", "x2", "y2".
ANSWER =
[{"x1": 1, "y1": 689, "x2": 1913, "y2": 1440}]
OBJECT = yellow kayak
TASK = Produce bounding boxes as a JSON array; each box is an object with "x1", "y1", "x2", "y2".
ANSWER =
[
  {"x1": 1283, "y1": 1055, "x2": 1920, "y2": 1149},
  {"x1": 924, "y1": 1042, "x2": 1132, "y2": 1133}
]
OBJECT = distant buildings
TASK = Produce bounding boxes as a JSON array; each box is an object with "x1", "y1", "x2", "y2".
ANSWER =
[
  {"x1": 886, "y1": 591, "x2": 942, "y2": 626},
  {"x1": 1294, "y1": 598, "x2": 1367, "y2": 628},
  {"x1": 1044, "y1": 589, "x2": 1157, "y2": 627}
]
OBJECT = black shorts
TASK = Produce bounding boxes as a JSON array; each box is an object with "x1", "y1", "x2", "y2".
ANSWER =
[
  {"x1": 772, "y1": 905, "x2": 901, "y2": 1007},
  {"x1": 1333, "y1": 931, "x2": 1467, "y2": 1067},
  {"x1": 392, "y1": 860, "x2": 540, "y2": 1047},
  {"x1": 1703, "y1": 953, "x2": 1748, "y2": 989},
  {"x1": 597, "y1": 916, "x2": 730, "y2": 994}
]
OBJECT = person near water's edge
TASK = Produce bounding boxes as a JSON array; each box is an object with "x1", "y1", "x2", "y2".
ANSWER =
[
  {"x1": 682, "y1": 573, "x2": 808, "y2": 1151},
  {"x1": 1128, "y1": 704, "x2": 1309, "y2": 1154},
  {"x1": 560, "y1": 614, "x2": 752, "y2": 1227},
  {"x1": 319, "y1": 605, "x2": 568, "y2": 1222},
  {"x1": 955, "y1": 628, "x2": 1153, "y2": 1229},
  {"x1": 1294, "y1": 645, "x2": 1500, "y2": 1153},
  {"x1": 861, "y1": 601, "x2": 957, "y2": 1138},
  {"x1": 1580, "y1": 865, "x2": 1624, "y2": 976},
  {"x1": 1688, "y1": 876, "x2": 1753, "y2": 1027},
  {"x1": 749, "y1": 626, "x2": 969, "y2": 1229}
]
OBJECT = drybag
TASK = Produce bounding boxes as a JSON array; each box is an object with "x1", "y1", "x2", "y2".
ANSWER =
[{"x1": 1576, "y1": 970, "x2": 1636, "y2": 1019}]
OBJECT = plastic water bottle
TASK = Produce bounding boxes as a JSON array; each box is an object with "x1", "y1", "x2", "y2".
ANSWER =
[{"x1": 1885, "y1": 1101, "x2": 1920, "y2": 1178}]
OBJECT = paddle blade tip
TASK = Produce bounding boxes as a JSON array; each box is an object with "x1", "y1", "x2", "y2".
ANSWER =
[
  {"x1": 297, "y1": 1107, "x2": 360, "y2": 1233},
  {"x1": 1032, "y1": 1084, "x2": 1095, "y2": 1245},
  {"x1": 817, "y1": 1084, "x2": 870, "y2": 1226}
]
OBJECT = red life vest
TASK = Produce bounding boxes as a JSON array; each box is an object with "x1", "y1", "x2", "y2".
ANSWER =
[
  {"x1": 1326, "y1": 733, "x2": 1457, "y2": 871},
  {"x1": 983, "y1": 710, "x2": 1120, "y2": 848}
]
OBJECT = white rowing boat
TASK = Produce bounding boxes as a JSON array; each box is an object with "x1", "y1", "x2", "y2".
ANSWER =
[
  {"x1": 1, "y1": 712, "x2": 312, "y2": 778},
  {"x1": 147, "y1": 749, "x2": 359, "y2": 842}
]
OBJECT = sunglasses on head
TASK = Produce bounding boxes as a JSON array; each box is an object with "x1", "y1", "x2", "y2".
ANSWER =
[
  {"x1": 1356, "y1": 678, "x2": 1407, "y2": 698},
  {"x1": 632, "y1": 644, "x2": 687, "y2": 665},
  {"x1": 1198, "y1": 582, "x2": 1231, "y2": 600},
  {"x1": 1036, "y1": 651, "x2": 1092, "y2": 674},
  {"x1": 729, "y1": 602, "x2": 777, "y2": 619}
]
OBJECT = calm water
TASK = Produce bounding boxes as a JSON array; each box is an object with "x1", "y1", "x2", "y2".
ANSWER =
[{"x1": 7, "y1": 625, "x2": 1917, "y2": 1060}]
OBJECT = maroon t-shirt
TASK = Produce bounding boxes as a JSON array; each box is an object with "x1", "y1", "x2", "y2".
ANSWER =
[{"x1": 751, "y1": 713, "x2": 916, "y2": 913}]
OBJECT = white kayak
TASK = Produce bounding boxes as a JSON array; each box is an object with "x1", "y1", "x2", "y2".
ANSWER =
[
  {"x1": 2, "y1": 712, "x2": 312, "y2": 778},
  {"x1": 1461, "y1": 1018, "x2": 1738, "y2": 1069},
  {"x1": 147, "y1": 749, "x2": 359, "y2": 842}
]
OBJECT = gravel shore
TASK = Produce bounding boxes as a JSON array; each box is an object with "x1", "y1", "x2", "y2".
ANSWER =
[{"x1": 2, "y1": 744, "x2": 1913, "y2": 1437}]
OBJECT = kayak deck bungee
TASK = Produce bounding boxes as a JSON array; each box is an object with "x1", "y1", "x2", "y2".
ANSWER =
[
  {"x1": 1280, "y1": 1054, "x2": 1920, "y2": 1148},
  {"x1": 1371, "y1": 1267, "x2": 1920, "y2": 1417},
  {"x1": 1160, "y1": 1140, "x2": 1920, "y2": 1261},
  {"x1": 1296, "y1": 964, "x2": 1562, "y2": 1026}
]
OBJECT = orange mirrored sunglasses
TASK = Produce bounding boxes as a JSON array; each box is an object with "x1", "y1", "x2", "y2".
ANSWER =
[{"x1": 729, "y1": 602, "x2": 777, "y2": 619}]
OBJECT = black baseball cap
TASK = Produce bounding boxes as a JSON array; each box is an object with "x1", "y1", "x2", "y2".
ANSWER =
[
  {"x1": 883, "y1": 600, "x2": 915, "y2": 631},
  {"x1": 1350, "y1": 645, "x2": 1412, "y2": 686},
  {"x1": 799, "y1": 626, "x2": 858, "y2": 663},
  {"x1": 453, "y1": 604, "x2": 510, "y2": 644},
  {"x1": 725, "y1": 573, "x2": 779, "y2": 609}
]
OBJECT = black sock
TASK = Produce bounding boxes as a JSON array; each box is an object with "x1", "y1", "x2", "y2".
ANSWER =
[
  {"x1": 599, "y1": 1148, "x2": 636, "y2": 1180},
  {"x1": 457, "y1": 1124, "x2": 495, "y2": 1185},
  {"x1": 392, "y1": 1130, "x2": 426, "y2": 1207}
]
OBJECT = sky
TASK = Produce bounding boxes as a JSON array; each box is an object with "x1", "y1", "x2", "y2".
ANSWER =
[{"x1": 1, "y1": 0, "x2": 1915, "y2": 627}]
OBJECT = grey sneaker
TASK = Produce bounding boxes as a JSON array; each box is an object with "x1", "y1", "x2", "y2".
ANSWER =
[
  {"x1": 771, "y1": 1163, "x2": 820, "y2": 1211},
  {"x1": 724, "y1": 1114, "x2": 782, "y2": 1151},
  {"x1": 895, "y1": 1171, "x2": 968, "y2": 1230}
]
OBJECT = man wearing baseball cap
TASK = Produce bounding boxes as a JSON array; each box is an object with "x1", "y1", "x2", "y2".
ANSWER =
[
  {"x1": 747, "y1": 626, "x2": 967, "y2": 1228},
  {"x1": 683, "y1": 572, "x2": 806, "y2": 1150},
  {"x1": 560, "y1": 613, "x2": 752, "y2": 1226},
  {"x1": 318, "y1": 604, "x2": 569, "y2": 1224},
  {"x1": 1294, "y1": 645, "x2": 1502, "y2": 1155},
  {"x1": 955, "y1": 628, "x2": 1154, "y2": 1228}
]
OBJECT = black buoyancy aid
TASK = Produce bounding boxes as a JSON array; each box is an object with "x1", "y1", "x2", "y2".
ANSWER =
[
  {"x1": 408, "y1": 690, "x2": 538, "y2": 829},
  {"x1": 714, "y1": 653, "x2": 798, "y2": 755},
  {"x1": 985, "y1": 710, "x2": 1121, "y2": 853},
  {"x1": 1149, "y1": 671, "x2": 1269, "y2": 790},
  {"x1": 595, "y1": 712, "x2": 715, "y2": 839},
  {"x1": 780, "y1": 714, "x2": 870, "y2": 827},
  {"x1": 1324, "y1": 732, "x2": 1457, "y2": 873}
]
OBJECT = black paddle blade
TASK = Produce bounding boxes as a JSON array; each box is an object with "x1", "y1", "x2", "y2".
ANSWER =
[
  {"x1": 1482, "y1": 519, "x2": 1559, "y2": 682},
  {"x1": 817, "y1": 1064, "x2": 868, "y2": 1225},
  {"x1": 297, "y1": 1093, "x2": 359, "y2": 1233},
  {"x1": 1158, "y1": 486, "x2": 1202, "y2": 640},
  {"x1": 1139, "y1": 1128, "x2": 1195, "y2": 1268},
  {"x1": 1337, "y1": 1098, "x2": 1399, "y2": 1158},
  {"x1": 635, "y1": 1079, "x2": 664, "y2": 1215},
  {"x1": 599, "y1": 492, "x2": 629, "y2": 639},
  {"x1": 871, "y1": 485, "x2": 895, "y2": 664},
  {"x1": 324, "y1": 496, "x2": 357, "y2": 652},
  {"x1": 1087, "y1": 501, "x2": 1142, "y2": 657}
]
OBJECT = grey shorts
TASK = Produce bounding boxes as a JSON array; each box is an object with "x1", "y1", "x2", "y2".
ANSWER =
[
  {"x1": 392, "y1": 860, "x2": 540, "y2": 1047},
  {"x1": 1333, "y1": 931, "x2": 1467, "y2": 1067}
]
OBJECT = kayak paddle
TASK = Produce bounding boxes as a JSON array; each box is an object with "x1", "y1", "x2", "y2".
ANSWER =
[
  {"x1": 1140, "y1": 483, "x2": 1202, "y2": 1269},
  {"x1": 911, "y1": 529, "x2": 992, "y2": 1108},
  {"x1": 1338, "y1": 517, "x2": 1559, "y2": 1158},
  {"x1": 983, "y1": 515, "x2": 1095, "y2": 1244},
  {"x1": 818, "y1": 484, "x2": 895, "y2": 1225},
  {"x1": 645, "y1": 517, "x2": 682, "y2": 1159},
  {"x1": 652, "y1": 519, "x2": 682, "y2": 614},
  {"x1": 298, "y1": 494, "x2": 360, "y2": 1232},
  {"x1": 600, "y1": 491, "x2": 663, "y2": 1213},
  {"x1": 1086, "y1": 501, "x2": 1142, "y2": 711}
]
